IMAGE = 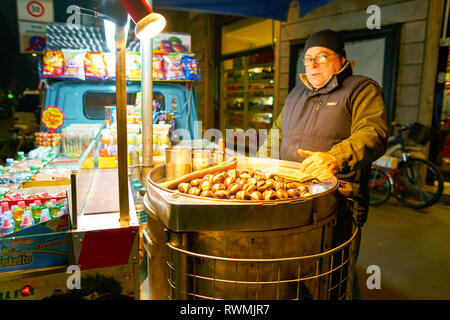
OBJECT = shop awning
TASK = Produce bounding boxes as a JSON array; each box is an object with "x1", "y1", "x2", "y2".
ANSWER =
[{"x1": 153, "y1": 0, "x2": 334, "y2": 21}]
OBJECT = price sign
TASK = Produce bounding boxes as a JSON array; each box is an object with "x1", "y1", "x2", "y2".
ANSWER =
[{"x1": 41, "y1": 106, "x2": 65, "y2": 132}]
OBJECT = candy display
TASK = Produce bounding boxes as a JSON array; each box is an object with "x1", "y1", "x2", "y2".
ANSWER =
[
  {"x1": 84, "y1": 51, "x2": 108, "y2": 80},
  {"x1": 60, "y1": 124, "x2": 102, "y2": 156},
  {"x1": 41, "y1": 50, "x2": 64, "y2": 78},
  {"x1": 35, "y1": 132, "x2": 63, "y2": 148},
  {"x1": 0, "y1": 197, "x2": 68, "y2": 235},
  {"x1": 182, "y1": 55, "x2": 200, "y2": 81},
  {"x1": 62, "y1": 49, "x2": 86, "y2": 80}
]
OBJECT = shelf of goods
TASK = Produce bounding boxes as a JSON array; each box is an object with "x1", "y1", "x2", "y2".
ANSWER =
[
  {"x1": 0, "y1": 129, "x2": 140, "y2": 300},
  {"x1": 220, "y1": 53, "x2": 274, "y2": 154}
]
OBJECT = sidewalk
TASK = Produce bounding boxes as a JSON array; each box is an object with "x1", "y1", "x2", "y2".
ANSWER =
[{"x1": 356, "y1": 198, "x2": 450, "y2": 299}]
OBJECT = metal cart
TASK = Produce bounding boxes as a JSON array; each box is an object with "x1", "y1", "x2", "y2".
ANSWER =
[{"x1": 143, "y1": 157, "x2": 359, "y2": 300}]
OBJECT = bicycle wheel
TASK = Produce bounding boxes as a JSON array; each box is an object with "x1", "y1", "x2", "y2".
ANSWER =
[
  {"x1": 393, "y1": 157, "x2": 444, "y2": 209},
  {"x1": 369, "y1": 166, "x2": 393, "y2": 206}
]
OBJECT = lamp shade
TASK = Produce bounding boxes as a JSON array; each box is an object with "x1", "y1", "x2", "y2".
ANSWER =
[{"x1": 119, "y1": 0, "x2": 166, "y2": 40}]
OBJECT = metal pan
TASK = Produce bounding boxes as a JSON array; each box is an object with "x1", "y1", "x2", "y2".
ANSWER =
[{"x1": 145, "y1": 157, "x2": 338, "y2": 232}]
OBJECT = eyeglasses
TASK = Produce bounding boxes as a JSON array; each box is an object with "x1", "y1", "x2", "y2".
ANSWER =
[{"x1": 303, "y1": 53, "x2": 337, "y2": 66}]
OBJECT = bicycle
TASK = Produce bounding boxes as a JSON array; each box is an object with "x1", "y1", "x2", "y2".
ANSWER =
[{"x1": 369, "y1": 122, "x2": 444, "y2": 209}]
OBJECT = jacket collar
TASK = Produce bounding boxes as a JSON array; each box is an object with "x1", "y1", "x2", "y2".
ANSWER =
[{"x1": 299, "y1": 60, "x2": 353, "y2": 94}]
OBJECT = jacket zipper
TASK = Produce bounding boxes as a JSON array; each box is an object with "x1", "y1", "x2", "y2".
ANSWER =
[{"x1": 316, "y1": 101, "x2": 322, "y2": 111}]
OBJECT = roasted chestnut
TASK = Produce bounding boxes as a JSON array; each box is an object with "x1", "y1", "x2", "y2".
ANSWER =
[
  {"x1": 239, "y1": 172, "x2": 252, "y2": 179},
  {"x1": 228, "y1": 183, "x2": 241, "y2": 195},
  {"x1": 178, "y1": 182, "x2": 190, "y2": 193},
  {"x1": 237, "y1": 169, "x2": 249, "y2": 175},
  {"x1": 285, "y1": 182, "x2": 300, "y2": 189},
  {"x1": 244, "y1": 183, "x2": 257, "y2": 193},
  {"x1": 213, "y1": 190, "x2": 229, "y2": 199},
  {"x1": 264, "y1": 179, "x2": 275, "y2": 189},
  {"x1": 237, "y1": 179, "x2": 247, "y2": 188},
  {"x1": 256, "y1": 180, "x2": 267, "y2": 191},
  {"x1": 235, "y1": 190, "x2": 250, "y2": 200},
  {"x1": 200, "y1": 180, "x2": 212, "y2": 191},
  {"x1": 188, "y1": 187, "x2": 201, "y2": 196},
  {"x1": 212, "y1": 172, "x2": 226, "y2": 184},
  {"x1": 263, "y1": 190, "x2": 277, "y2": 200},
  {"x1": 247, "y1": 178, "x2": 257, "y2": 186},
  {"x1": 224, "y1": 176, "x2": 236, "y2": 189},
  {"x1": 203, "y1": 174, "x2": 214, "y2": 184},
  {"x1": 276, "y1": 189, "x2": 289, "y2": 200},
  {"x1": 227, "y1": 169, "x2": 237, "y2": 179},
  {"x1": 297, "y1": 185, "x2": 307, "y2": 195},
  {"x1": 200, "y1": 190, "x2": 214, "y2": 198},
  {"x1": 264, "y1": 172, "x2": 274, "y2": 180},
  {"x1": 274, "y1": 181, "x2": 285, "y2": 190},
  {"x1": 249, "y1": 191, "x2": 263, "y2": 200},
  {"x1": 212, "y1": 183, "x2": 226, "y2": 192},
  {"x1": 190, "y1": 179, "x2": 202, "y2": 187},
  {"x1": 287, "y1": 188, "x2": 299, "y2": 198}
]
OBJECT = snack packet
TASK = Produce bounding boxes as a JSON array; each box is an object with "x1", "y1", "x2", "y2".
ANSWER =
[
  {"x1": 182, "y1": 55, "x2": 200, "y2": 81},
  {"x1": 126, "y1": 51, "x2": 141, "y2": 81},
  {"x1": 153, "y1": 54, "x2": 165, "y2": 80},
  {"x1": 163, "y1": 53, "x2": 184, "y2": 80},
  {"x1": 84, "y1": 51, "x2": 108, "y2": 79},
  {"x1": 41, "y1": 50, "x2": 64, "y2": 78},
  {"x1": 62, "y1": 49, "x2": 86, "y2": 80}
]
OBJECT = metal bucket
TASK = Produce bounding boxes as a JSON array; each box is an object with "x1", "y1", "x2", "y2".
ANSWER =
[
  {"x1": 144, "y1": 157, "x2": 358, "y2": 300},
  {"x1": 165, "y1": 147, "x2": 192, "y2": 180}
]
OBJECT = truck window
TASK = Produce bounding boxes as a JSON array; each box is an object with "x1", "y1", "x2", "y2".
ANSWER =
[{"x1": 83, "y1": 92, "x2": 165, "y2": 120}]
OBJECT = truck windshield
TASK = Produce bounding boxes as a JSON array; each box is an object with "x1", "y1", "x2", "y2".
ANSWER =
[{"x1": 84, "y1": 92, "x2": 165, "y2": 120}]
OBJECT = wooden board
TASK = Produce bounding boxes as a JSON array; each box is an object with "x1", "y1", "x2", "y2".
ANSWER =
[{"x1": 83, "y1": 169, "x2": 120, "y2": 215}]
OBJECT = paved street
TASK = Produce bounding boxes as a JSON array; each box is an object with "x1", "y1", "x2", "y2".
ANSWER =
[{"x1": 356, "y1": 197, "x2": 450, "y2": 299}]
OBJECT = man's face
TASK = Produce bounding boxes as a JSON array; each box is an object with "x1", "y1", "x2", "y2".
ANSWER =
[{"x1": 304, "y1": 46, "x2": 345, "y2": 89}]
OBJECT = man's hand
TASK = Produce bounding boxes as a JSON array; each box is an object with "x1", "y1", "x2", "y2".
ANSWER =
[{"x1": 298, "y1": 149, "x2": 340, "y2": 180}]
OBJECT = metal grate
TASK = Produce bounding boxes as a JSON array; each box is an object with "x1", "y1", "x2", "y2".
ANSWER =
[{"x1": 165, "y1": 222, "x2": 358, "y2": 300}]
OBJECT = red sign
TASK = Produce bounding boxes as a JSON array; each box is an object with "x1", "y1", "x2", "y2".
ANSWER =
[
  {"x1": 41, "y1": 106, "x2": 65, "y2": 131},
  {"x1": 26, "y1": 1, "x2": 45, "y2": 18}
]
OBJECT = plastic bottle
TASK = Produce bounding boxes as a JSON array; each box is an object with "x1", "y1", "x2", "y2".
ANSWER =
[
  {"x1": 99, "y1": 132, "x2": 113, "y2": 157},
  {"x1": 20, "y1": 210, "x2": 34, "y2": 230},
  {"x1": 16, "y1": 151, "x2": 25, "y2": 162},
  {"x1": 107, "y1": 137, "x2": 118, "y2": 157},
  {"x1": 1, "y1": 212, "x2": 14, "y2": 236},
  {"x1": 1, "y1": 202, "x2": 9, "y2": 214},
  {"x1": 5, "y1": 158, "x2": 14, "y2": 167},
  {"x1": 49, "y1": 203, "x2": 64, "y2": 219},
  {"x1": 12, "y1": 202, "x2": 27, "y2": 232},
  {"x1": 32, "y1": 204, "x2": 47, "y2": 224},
  {"x1": 40, "y1": 209, "x2": 51, "y2": 223}
]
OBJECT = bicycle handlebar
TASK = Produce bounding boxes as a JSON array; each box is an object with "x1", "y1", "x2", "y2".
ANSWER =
[{"x1": 390, "y1": 121, "x2": 413, "y2": 132}]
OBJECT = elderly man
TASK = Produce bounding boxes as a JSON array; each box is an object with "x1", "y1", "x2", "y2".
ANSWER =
[
  {"x1": 260, "y1": 29, "x2": 387, "y2": 224},
  {"x1": 258, "y1": 29, "x2": 388, "y2": 298}
]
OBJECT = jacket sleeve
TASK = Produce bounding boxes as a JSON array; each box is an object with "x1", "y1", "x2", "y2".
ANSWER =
[
  {"x1": 257, "y1": 110, "x2": 283, "y2": 158},
  {"x1": 326, "y1": 83, "x2": 388, "y2": 172}
]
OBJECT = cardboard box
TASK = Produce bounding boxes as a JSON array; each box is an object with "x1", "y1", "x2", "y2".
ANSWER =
[{"x1": 0, "y1": 231, "x2": 69, "y2": 273}]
